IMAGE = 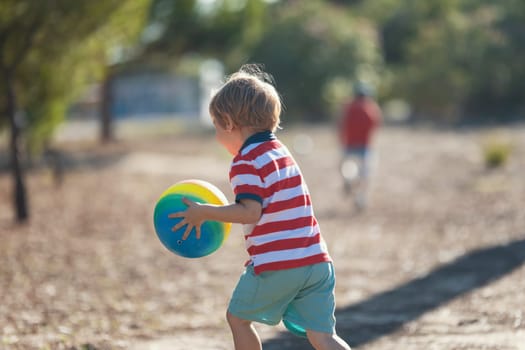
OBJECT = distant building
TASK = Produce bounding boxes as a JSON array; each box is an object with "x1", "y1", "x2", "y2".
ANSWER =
[
  {"x1": 111, "y1": 72, "x2": 200, "y2": 119},
  {"x1": 68, "y1": 60, "x2": 223, "y2": 124}
]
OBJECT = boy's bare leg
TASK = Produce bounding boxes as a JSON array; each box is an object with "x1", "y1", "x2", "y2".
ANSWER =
[
  {"x1": 227, "y1": 311, "x2": 262, "y2": 350},
  {"x1": 307, "y1": 330, "x2": 352, "y2": 350}
]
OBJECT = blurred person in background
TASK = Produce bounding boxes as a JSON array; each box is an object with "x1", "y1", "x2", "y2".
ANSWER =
[{"x1": 338, "y1": 82, "x2": 382, "y2": 210}]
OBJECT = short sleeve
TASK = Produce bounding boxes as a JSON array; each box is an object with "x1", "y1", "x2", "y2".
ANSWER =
[{"x1": 229, "y1": 160, "x2": 264, "y2": 204}]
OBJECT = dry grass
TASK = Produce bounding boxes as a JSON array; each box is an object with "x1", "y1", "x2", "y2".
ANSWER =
[{"x1": 1, "y1": 123, "x2": 524, "y2": 349}]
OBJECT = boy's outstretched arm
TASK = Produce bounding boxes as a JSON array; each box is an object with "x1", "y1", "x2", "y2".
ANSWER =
[{"x1": 168, "y1": 197, "x2": 261, "y2": 240}]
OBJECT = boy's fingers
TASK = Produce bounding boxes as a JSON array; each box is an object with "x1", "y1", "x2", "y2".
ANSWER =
[
  {"x1": 168, "y1": 212, "x2": 182, "y2": 218},
  {"x1": 171, "y1": 219, "x2": 186, "y2": 232},
  {"x1": 181, "y1": 224, "x2": 193, "y2": 240},
  {"x1": 195, "y1": 226, "x2": 201, "y2": 240}
]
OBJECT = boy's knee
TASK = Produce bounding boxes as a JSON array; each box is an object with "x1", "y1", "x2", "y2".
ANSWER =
[{"x1": 226, "y1": 311, "x2": 251, "y2": 328}]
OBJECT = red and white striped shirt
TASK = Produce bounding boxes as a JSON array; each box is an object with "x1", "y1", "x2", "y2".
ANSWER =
[{"x1": 229, "y1": 131, "x2": 331, "y2": 274}]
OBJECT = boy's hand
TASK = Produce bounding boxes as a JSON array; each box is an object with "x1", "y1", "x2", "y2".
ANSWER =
[{"x1": 168, "y1": 197, "x2": 205, "y2": 240}]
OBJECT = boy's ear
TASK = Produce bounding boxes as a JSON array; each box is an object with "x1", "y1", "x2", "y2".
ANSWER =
[{"x1": 223, "y1": 115, "x2": 235, "y2": 131}]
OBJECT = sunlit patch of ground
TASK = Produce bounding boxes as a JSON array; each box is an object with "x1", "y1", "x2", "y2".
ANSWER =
[{"x1": 1, "y1": 121, "x2": 524, "y2": 349}]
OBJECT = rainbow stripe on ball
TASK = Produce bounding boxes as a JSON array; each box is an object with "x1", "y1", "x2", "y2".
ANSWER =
[{"x1": 153, "y1": 180, "x2": 231, "y2": 258}]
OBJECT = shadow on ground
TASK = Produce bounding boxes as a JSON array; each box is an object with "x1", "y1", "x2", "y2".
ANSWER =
[
  {"x1": 0, "y1": 148, "x2": 127, "y2": 174},
  {"x1": 263, "y1": 238, "x2": 525, "y2": 349}
]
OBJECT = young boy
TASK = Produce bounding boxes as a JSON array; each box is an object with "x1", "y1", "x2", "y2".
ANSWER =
[{"x1": 168, "y1": 64, "x2": 351, "y2": 350}]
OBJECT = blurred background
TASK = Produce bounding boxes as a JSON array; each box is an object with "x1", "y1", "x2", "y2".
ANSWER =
[
  {"x1": 1, "y1": 1, "x2": 524, "y2": 349},
  {"x1": 1, "y1": 0, "x2": 524, "y2": 221}
]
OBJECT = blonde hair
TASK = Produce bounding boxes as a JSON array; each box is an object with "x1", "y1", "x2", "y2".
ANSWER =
[{"x1": 209, "y1": 64, "x2": 281, "y2": 132}]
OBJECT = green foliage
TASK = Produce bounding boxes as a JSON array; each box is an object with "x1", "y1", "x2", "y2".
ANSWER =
[
  {"x1": 0, "y1": 0, "x2": 150, "y2": 153},
  {"x1": 247, "y1": 1, "x2": 383, "y2": 121},
  {"x1": 482, "y1": 136, "x2": 512, "y2": 169},
  {"x1": 144, "y1": 0, "x2": 268, "y2": 62},
  {"x1": 369, "y1": 0, "x2": 525, "y2": 121},
  {"x1": 5, "y1": 0, "x2": 519, "y2": 128},
  {"x1": 141, "y1": 1, "x2": 383, "y2": 122},
  {"x1": 135, "y1": 0, "x2": 525, "y2": 123}
]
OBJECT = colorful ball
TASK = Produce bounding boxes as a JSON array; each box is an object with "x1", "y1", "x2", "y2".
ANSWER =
[{"x1": 153, "y1": 179, "x2": 231, "y2": 258}]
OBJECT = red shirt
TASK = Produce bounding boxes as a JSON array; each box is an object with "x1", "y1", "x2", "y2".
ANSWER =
[
  {"x1": 229, "y1": 131, "x2": 331, "y2": 274},
  {"x1": 340, "y1": 97, "x2": 382, "y2": 148}
]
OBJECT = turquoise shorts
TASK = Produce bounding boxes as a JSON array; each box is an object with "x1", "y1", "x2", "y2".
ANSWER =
[{"x1": 228, "y1": 262, "x2": 336, "y2": 337}]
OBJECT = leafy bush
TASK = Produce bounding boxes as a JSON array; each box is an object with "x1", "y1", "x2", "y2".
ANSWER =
[
  {"x1": 482, "y1": 138, "x2": 512, "y2": 168},
  {"x1": 247, "y1": 0, "x2": 383, "y2": 122}
]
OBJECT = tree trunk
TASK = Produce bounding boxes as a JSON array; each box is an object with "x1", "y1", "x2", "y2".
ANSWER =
[
  {"x1": 5, "y1": 71, "x2": 29, "y2": 222},
  {"x1": 100, "y1": 68, "x2": 114, "y2": 143}
]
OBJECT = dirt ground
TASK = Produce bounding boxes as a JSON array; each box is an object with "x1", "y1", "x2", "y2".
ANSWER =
[{"x1": 1, "y1": 121, "x2": 524, "y2": 350}]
